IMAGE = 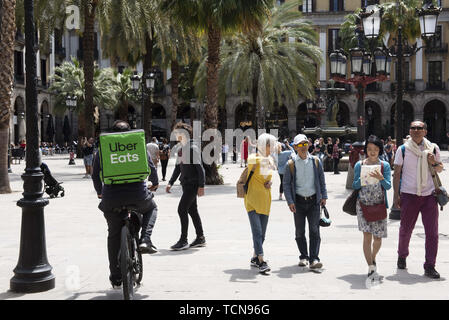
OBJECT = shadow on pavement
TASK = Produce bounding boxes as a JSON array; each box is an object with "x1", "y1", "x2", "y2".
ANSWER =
[
  {"x1": 337, "y1": 274, "x2": 373, "y2": 290},
  {"x1": 223, "y1": 268, "x2": 260, "y2": 283},
  {"x1": 153, "y1": 248, "x2": 200, "y2": 256},
  {"x1": 385, "y1": 270, "x2": 446, "y2": 284},
  {"x1": 271, "y1": 265, "x2": 311, "y2": 279},
  {"x1": 66, "y1": 288, "x2": 149, "y2": 300},
  {"x1": 0, "y1": 290, "x2": 26, "y2": 300}
]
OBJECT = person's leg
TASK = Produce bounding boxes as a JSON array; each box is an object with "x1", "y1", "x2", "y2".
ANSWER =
[
  {"x1": 307, "y1": 203, "x2": 321, "y2": 262},
  {"x1": 293, "y1": 200, "x2": 309, "y2": 261},
  {"x1": 139, "y1": 198, "x2": 158, "y2": 242},
  {"x1": 279, "y1": 173, "x2": 284, "y2": 196},
  {"x1": 186, "y1": 186, "x2": 204, "y2": 239},
  {"x1": 247, "y1": 211, "x2": 264, "y2": 260},
  {"x1": 103, "y1": 209, "x2": 125, "y2": 283},
  {"x1": 177, "y1": 187, "x2": 197, "y2": 242},
  {"x1": 161, "y1": 159, "x2": 168, "y2": 180},
  {"x1": 372, "y1": 236, "x2": 382, "y2": 265},
  {"x1": 420, "y1": 195, "x2": 439, "y2": 269},
  {"x1": 363, "y1": 232, "x2": 374, "y2": 265},
  {"x1": 398, "y1": 193, "x2": 421, "y2": 259}
]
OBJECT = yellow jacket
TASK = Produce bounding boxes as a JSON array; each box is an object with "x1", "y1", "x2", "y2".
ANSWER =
[{"x1": 244, "y1": 154, "x2": 274, "y2": 215}]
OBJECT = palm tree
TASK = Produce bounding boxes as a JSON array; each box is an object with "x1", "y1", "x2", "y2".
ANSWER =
[
  {"x1": 113, "y1": 68, "x2": 135, "y2": 121},
  {"x1": 0, "y1": 0, "x2": 16, "y2": 194},
  {"x1": 195, "y1": 1, "x2": 322, "y2": 129},
  {"x1": 49, "y1": 58, "x2": 118, "y2": 138},
  {"x1": 161, "y1": 0, "x2": 273, "y2": 185}
]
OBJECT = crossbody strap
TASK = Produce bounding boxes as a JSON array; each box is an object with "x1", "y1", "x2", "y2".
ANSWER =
[{"x1": 244, "y1": 164, "x2": 257, "y2": 189}]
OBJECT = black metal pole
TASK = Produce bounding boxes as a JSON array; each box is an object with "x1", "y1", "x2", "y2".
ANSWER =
[
  {"x1": 68, "y1": 109, "x2": 76, "y2": 165},
  {"x1": 10, "y1": 0, "x2": 55, "y2": 293},
  {"x1": 357, "y1": 84, "x2": 365, "y2": 142},
  {"x1": 390, "y1": 25, "x2": 404, "y2": 221},
  {"x1": 8, "y1": 127, "x2": 12, "y2": 173}
]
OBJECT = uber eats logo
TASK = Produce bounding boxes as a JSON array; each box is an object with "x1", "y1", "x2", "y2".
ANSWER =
[{"x1": 109, "y1": 142, "x2": 140, "y2": 164}]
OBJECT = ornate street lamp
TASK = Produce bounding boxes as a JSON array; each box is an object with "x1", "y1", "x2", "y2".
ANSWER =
[
  {"x1": 130, "y1": 71, "x2": 156, "y2": 140},
  {"x1": 360, "y1": 5, "x2": 383, "y2": 39},
  {"x1": 373, "y1": 47, "x2": 387, "y2": 75},
  {"x1": 65, "y1": 95, "x2": 77, "y2": 165},
  {"x1": 350, "y1": 47, "x2": 364, "y2": 75},
  {"x1": 417, "y1": 1, "x2": 442, "y2": 39},
  {"x1": 10, "y1": 0, "x2": 55, "y2": 293},
  {"x1": 362, "y1": 51, "x2": 372, "y2": 76}
]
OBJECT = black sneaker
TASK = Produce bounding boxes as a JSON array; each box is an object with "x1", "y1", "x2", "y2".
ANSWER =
[
  {"x1": 424, "y1": 267, "x2": 440, "y2": 279},
  {"x1": 190, "y1": 236, "x2": 206, "y2": 248},
  {"x1": 397, "y1": 257, "x2": 407, "y2": 269},
  {"x1": 250, "y1": 257, "x2": 260, "y2": 267},
  {"x1": 139, "y1": 239, "x2": 158, "y2": 254},
  {"x1": 259, "y1": 261, "x2": 271, "y2": 273},
  {"x1": 109, "y1": 276, "x2": 122, "y2": 289},
  {"x1": 170, "y1": 239, "x2": 189, "y2": 251}
]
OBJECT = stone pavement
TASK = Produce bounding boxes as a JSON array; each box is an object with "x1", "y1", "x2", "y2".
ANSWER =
[{"x1": 1, "y1": 152, "x2": 449, "y2": 300}]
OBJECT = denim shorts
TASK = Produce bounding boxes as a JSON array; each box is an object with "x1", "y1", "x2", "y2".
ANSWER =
[{"x1": 83, "y1": 154, "x2": 93, "y2": 166}]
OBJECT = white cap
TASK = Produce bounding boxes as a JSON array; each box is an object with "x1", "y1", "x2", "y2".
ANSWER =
[{"x1": 293, "y1": 134, "x2": 308, "y2": 145}]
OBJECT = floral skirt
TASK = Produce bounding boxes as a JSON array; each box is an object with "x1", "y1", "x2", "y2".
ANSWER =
[{"x1": 356, "y1": 183, "x2": 387, "y2": 238}]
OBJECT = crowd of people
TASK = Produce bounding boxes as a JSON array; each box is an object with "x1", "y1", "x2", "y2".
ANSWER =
[{"x1": 38, "y1": 118, "x2": 443, "y2": 287}]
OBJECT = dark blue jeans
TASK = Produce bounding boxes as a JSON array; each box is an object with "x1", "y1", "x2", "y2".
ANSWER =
[
  {"x1": 294, "y1": 196, "x2": 321, "y2": 262},
  {"x1": 247, "y1": 211, "x2": 269, "y2": 257}
]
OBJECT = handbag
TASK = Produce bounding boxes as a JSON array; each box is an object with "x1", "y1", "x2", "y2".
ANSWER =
[
  {"x1": 319, "y1": 205, "x2": 331, "y2": 227},
  {"x1": 429, "y1": 163, "x2": 449, "y2": 211},
  {"x1": 236, "y1": 165, "x2": 256, "y2": 198},
  {"x1": 359, "y1": 161, "x2": 387, "y2": 222},
  {"x1": 342, "y1": 189, "x2": 359, "y2": 216}
]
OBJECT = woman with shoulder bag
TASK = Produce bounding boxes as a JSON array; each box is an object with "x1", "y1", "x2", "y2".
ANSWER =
[
  {"x1": 244, "y1": 133, "x2": 277, "y2": 274},
  {"x1": 352, "y1": 135, "x2": 391, "y2": 278}
]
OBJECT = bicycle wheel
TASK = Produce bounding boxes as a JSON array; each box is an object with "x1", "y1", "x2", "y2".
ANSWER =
[
  {"x1": 120, "y1": 225, "x2": 134, "y2": 300},
  {"x1": 135, "y1": 236, "x2": 143, "y2": 284}
]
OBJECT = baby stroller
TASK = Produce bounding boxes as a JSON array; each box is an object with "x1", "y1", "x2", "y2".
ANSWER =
[{"x1": 40, "y1": 162, "x2": 65, "y2": 198}]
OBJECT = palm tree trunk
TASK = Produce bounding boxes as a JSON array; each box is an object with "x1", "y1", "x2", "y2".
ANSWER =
[
  {"x1": 82, "y1": 0, "x2": 97, "y2": 139},
  {"x1": 0, "y1": 0, "x2": 16, "y2": 194},
  {"x1": 170, "y1": 59, "x2": 179, "y2": 130},
  {"x1": 202, "y1": 23, "x2": 223, "y2": 185},
  {"x1": 119, "y1": 99, "x2": 128, "y2": 121},
  {"x1": 143, "y1": 29, "x2": 154, "y2": 142}
]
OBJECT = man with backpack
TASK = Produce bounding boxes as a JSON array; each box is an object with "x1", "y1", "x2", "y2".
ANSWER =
[
  {"x1": 283, "y1": 134, "x2": 328, "y2": 270},
  {"x1": 92, "y1": 120, "x2": 159, "y2": 288},
  {"x1": 393, "y1": 120, "x2": 444, "y2": 279}
]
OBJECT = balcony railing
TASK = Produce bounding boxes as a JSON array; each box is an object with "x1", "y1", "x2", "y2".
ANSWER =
[
  {"x1": 390, "y1": 81, "x2": 415, "y2": 92},
  {"x1": 426, "y1": 82, "x2": 445, "y2": 91},
  {"x1": 425, "y1": 43, "x2": 448, "y2": 54}
]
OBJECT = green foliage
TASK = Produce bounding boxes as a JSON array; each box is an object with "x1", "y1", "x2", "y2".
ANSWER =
[
  {"x1": 194, "y1": 1, "x2": 322, "y2": 109},
  {"x1": 49, "y1": 58, "x2": 119, "y2": 116}
]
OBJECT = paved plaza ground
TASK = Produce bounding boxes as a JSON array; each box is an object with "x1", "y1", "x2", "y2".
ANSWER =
[{"x1": 1, "y1": 152, "x2": 449, "y2": 300}]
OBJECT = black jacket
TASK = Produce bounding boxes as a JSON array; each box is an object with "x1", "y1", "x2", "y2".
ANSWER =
[
  {"x1": 92, "y1": 150, "x2": 158, "y2": 205},
  {"x1": 168, "y1": 140, "x2": 205, "y2": 188}
]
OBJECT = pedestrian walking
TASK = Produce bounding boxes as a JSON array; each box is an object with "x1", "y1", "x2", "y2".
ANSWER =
[
  {"x1": 277, "y1": 142, "x2": 294, "y2": 201},
  {"x1": 283, "y1": 134, "x2": 328, "y2": 270},
  {"x1": 147, "y1": 137, "x2": 160, "y2": 169},
  {"x1": 241, "y1": 136, "x2": 249, "y2": 167},
  {"x1": 159, "y1": 138, "x2": 170, "y2": 181},
  {"x1": 332, "y1": 137, "x2": 341, "y2": 174},
  {"x1": 232, "y1": 146, "x2": 237, "y2": 164},
  {"x1": 346, "y1": 141, "x2": 365, "y2": 189},
  {"x1": 393, "y1": 120, "x2": 444, "y2": 279},
  {"x1": 222, "y1": 142, "x2": 229, "y2": 164},
  {"x1": 244, "y1": 133, "x2": 278, "y2": 274},
  {"x1": 82, "y1": 137, "x2": 95, "y2": 178},
  {"x1": 352, "y1": 135, "x2": 391, "y2": 278},
  {"x1": 166, "y1": 122, "x2": 206, "y2": 251}
]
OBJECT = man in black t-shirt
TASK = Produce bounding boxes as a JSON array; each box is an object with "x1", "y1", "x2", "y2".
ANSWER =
[{"x1": 82, "y1": 137, "x2": 95, "y2": 178}]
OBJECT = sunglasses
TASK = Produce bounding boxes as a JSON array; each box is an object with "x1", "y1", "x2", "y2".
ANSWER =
[
  {"x1": 295, "y1": 143, "x2": 309, "y2": 147},
  {"x1": 410, "y1": 126, "x2": 425, "y2": 131}
]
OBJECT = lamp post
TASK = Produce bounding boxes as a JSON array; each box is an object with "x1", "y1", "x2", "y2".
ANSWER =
[
  {"x1": 66, "y1": 95, "x2": 77, "y2": 165},
  {"x1": 10, "y1": 0, "x2": 55, "y2": 293},
  {"x1": 131, "y1": 71, "x2": 155, "y2": 141},
  {"x1": 8, "y1": 127, "x2": 12, "y2": 173},
  {"x1": 338, "y1": 0, "x2": 441, "y2": 220}
]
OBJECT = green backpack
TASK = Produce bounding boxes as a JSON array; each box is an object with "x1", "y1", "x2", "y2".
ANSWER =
[{"x1": 98, "y1": 130, "x2": 150, "y2": 184}]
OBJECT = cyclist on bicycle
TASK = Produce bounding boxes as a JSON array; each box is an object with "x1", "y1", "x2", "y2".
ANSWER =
[{"x1": 92, "y1": 120, "x2": 159, "y2": 288}]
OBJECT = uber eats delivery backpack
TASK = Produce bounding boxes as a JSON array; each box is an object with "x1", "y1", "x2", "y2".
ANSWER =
[{"x1": 98, "y1": 129, "x2": 150, "y2": 184}]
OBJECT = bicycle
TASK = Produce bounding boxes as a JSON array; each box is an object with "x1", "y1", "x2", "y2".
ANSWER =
[{"x1": 115, "y1": 205, "x2": 143, "y2": 300}]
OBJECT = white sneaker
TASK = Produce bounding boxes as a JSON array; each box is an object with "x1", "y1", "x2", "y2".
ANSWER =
[
  {"x1": 310, "y1": 260, "x2": 323, "y2": 269},
  {"x1": 368, "y1": 265, "x2": 376, "y2": 277},
  {"x1": 298, "y1": 259, "x2": 308, "y2": 267}
]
